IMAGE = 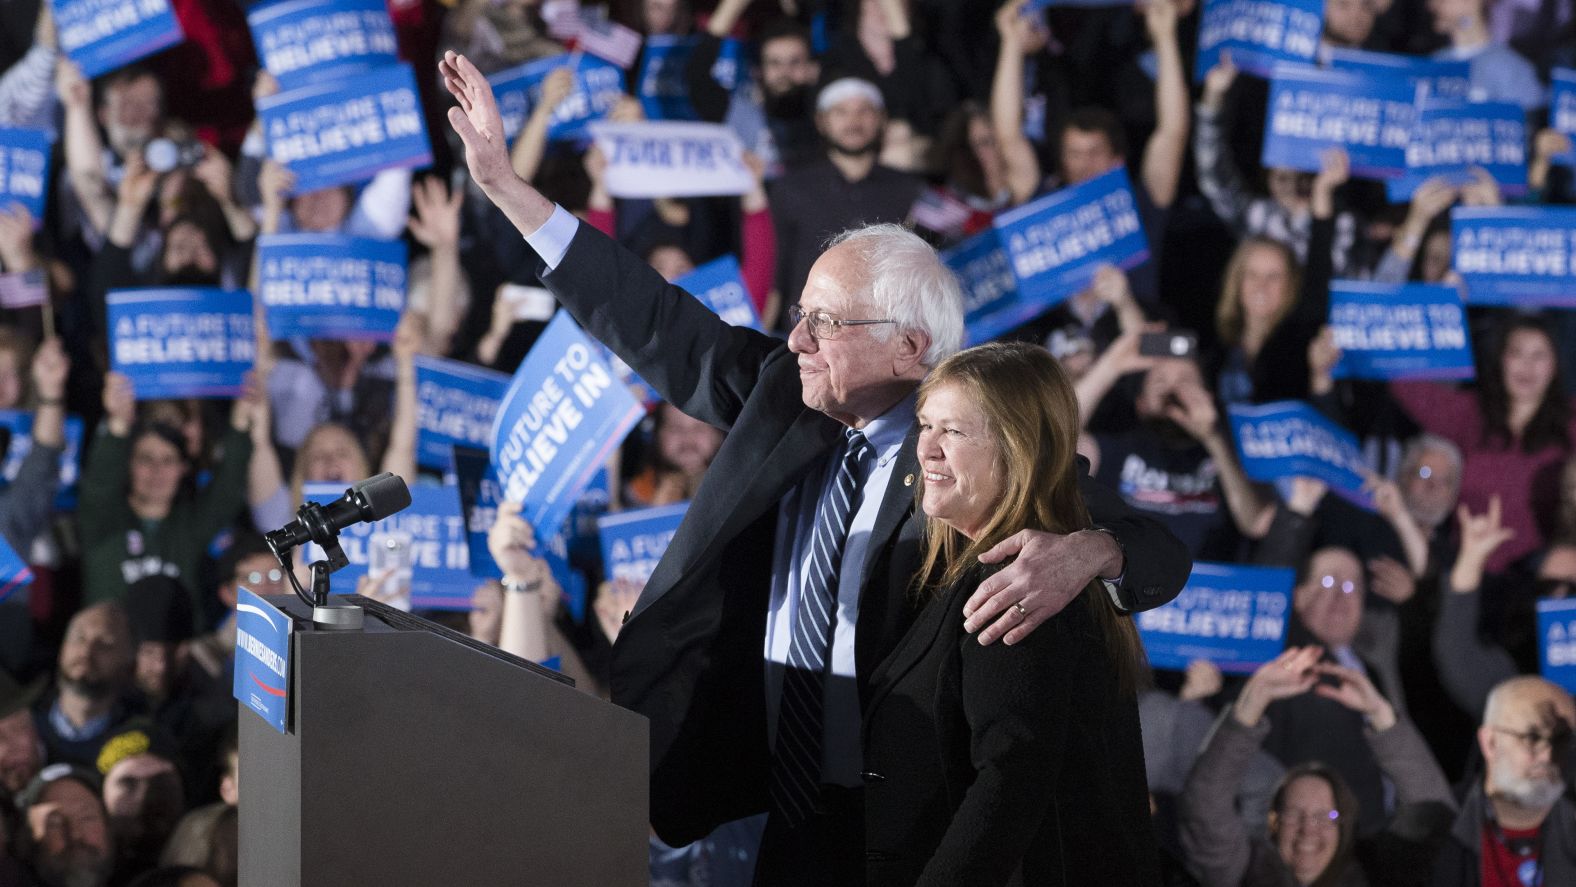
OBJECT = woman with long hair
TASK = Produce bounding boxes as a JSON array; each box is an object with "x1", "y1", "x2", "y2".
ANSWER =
[
  {"x1": 861, "y1": 341, "x2": 1156, "y2": 885},
  {"x1": 1390, "y1": 314, "x2": 1576, "y2": 573}
]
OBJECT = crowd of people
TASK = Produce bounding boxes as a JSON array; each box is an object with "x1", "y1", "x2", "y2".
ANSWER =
[{"x1": 0, "y1": 0, "x2": 1574, "y2": 884}]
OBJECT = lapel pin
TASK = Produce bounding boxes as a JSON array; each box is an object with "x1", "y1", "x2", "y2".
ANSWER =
[{"x1": 903, "y1": 474, "x2": 914, "y2": 487}]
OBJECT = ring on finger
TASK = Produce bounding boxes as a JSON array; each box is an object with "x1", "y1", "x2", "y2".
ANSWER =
[{"x1": 1012, "y1": 602, "x2": 1028, "y2": 618}]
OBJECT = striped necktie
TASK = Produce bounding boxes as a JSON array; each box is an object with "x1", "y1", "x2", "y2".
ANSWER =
[{"x1": 770, "y1": 429, "x2": 875, "y2": 825}]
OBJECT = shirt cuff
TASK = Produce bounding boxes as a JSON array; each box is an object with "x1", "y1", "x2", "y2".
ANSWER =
[{"x1": 524, "y1": 205, "x2": 579, "y2": 272}]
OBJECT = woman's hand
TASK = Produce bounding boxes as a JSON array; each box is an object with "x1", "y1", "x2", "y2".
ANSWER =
[
  {"x1": 1312, "y1": 660, "x2": 1396, "y2": 731},
  {"x1": 408, "y1": 177, "x2": 464, "y2": 251},
  {"x1": 1179, "y1": 658, "x2": 1224, "y2": 702},
  {"x1": 102, "y1": 371, "x2": 136, "y2": 437},
  {"x1": 1233, "y1": 645, "x2": 1322, "y2": 727},
  {"x1": 1200, "y1": 52, "x2": 1237, "y2": 113}
]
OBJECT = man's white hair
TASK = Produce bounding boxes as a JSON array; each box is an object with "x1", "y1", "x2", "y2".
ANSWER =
[{"x1": 824, "y1": 224, "x2": 965, "y2": 367}]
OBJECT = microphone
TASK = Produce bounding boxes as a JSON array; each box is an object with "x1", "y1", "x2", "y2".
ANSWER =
[{"x1": 266, "y1": 472, "x2": 413, "y2": 553}]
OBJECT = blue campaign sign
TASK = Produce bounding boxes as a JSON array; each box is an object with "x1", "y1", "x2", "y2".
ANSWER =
[
  {"x1": 1227, "y1": 400, "x2": 1372, "y2": 507},
  {"x1": 1136, "y1": 562, "x2": 1293, "y2": 672},
  {"x1": 52, "y1": 0, "x2": 185, "y2": 79},
  {"x1": 248, "y1": 0, "x2": 399, "y2": 91},
  {"x1": 992, "y1": 166, "x2": 1148, "y2": 310},
  {"x1": 0, "y1": 128, "x2": 53, "y2": 224},
  {"x1": 1261, "y1": 64, "x2": 1416, "y2": 178},
  {"x1": 256, "y1": 233, "x2": 405, "y2": 340},
  {"x1": 675, "y1": 255, "x2": 760, "y2": 331},
  {"x1": 491, "y1": 312, "x2": 645, "y2": 542},
  {"x1": 1451, "y1": 206, "x2": 1576, "y2": 307},
  {"x1": 1388, "y1": 99, "x2": 1528, "y2": 201},
  {"x1": 490, "y1": 53, "x2": 626, "y2": 143},
  {"x1": 1325, "y1": 48, "x2": 1470, "y2": 100},
  {"x1": 0, "y1": 411, "x2": 85, "y2": 512},
  {"x1": 597, "y1": 502, "x2": 687, "y2": 584},
  {"x1": 259, "y1": 63, "x2": 432, "y2": 194},
  {"x1": 942, "y1": 229, "x2": 1023, "y2": 346},
  {"x1": 234, "y1": 589, "x2": 292, "y2": 734},
  {"x1": 1195, "y1": 0, "x2": 1323, "y2": 80},
  {"x1": 452, "y1": 445, "x2": 503, "y2": 579},
  {"x1": 0, "y1": 532, "x2": 31, "y2": 603},
  {"x1": 638, "y1": 36, "x2": 699, "y2": 121},
  {"x1": 1327, "y1": 281, "x2": 1474, "y2": 381},
  {"x1": 107, "y1": 288, "x2": 255, "y2": 399},
  {"x1": 1539, "y1": 598, "x2": 1576, "y2": 695},
  {"x1": 414, "y1": 356, "x2": 511, "y2": 470},
  {"x1": 304, "y1": 482, "x2": 477, "y2": 609},
  {"x1": 1552, "y1": 69, "x2": 1576, "y2": 166}
]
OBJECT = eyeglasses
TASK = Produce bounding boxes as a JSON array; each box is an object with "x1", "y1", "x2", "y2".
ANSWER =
[
  {"x1": 241, "y1": 568, "x2": 284, "y2": 586},
  {"x1": 1491, "y1": 726, "x2": 1568, "y2": 756},
  {"x1": 1318, "y1": 575, "x2": 1357, "y2": 595},
  {"x1": 788, "y1": 305, "x2": 895, "y2": 341},
  {"x1": 1277, "y1": 808, "x2": 1340, "y2": 830}
]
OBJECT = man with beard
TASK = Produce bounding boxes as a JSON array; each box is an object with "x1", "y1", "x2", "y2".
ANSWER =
[
  {"x1": 1077, "y1": 339, "x2": 1276, "y2": 560},
  {"x1": 1427, "y1": 676, "x2": 1576, "y2": 885},
  {"x1": 756, "y1": 20, "x2": 822, "y2": 173},
  {"x1": 94, "y1": 721, "x2": 185, "y2": 883},
  {"x1": 768, "y1": 78, "x2": 922, "y2": 334},
  {"x1": 32, "y1": 604, "x2": 141, "y2": 770},
  {"x1": 0, "y1": 670, "x2": 45, "y2": 795},
  {"x1": 14, "y1": 764, "x2": 114, "y2": 887}
]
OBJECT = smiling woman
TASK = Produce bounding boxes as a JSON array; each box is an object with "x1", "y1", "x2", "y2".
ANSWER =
[{"x1": 860, "y1": 341, "x2": 1156, "y2": 886}]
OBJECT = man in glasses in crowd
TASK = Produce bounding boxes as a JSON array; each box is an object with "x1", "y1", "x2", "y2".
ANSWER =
[
  {"x1": 441, "y1": 50, "x2": 1191, "y2": 885},
  {"x1": 1428, "y1": 676, "x2": 1576, "y2": 885}
]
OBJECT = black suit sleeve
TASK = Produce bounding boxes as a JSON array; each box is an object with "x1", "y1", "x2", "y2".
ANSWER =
[
  {"x1": 1076, "y1": 456, "x2": 1192, "y2": 612},
  {"x1": 538, "y1": 219, "x2": 783, "y2": 430}
]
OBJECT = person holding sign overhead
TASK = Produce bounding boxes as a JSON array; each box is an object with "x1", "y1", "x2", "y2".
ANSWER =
[{"x1": 442, "y1": 49, "x2": 1191, "y2": 885}]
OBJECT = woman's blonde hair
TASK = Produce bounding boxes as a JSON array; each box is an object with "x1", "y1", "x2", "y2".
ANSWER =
[
  {"x1": 1214, "y1": 236, "x2": 1301, "y2": 347},
  {"x1": 288, "y1": 422, "x2": 370, "y2": 507},
  {"x1": 914, "y1": 342, "x2": 1145, "y2": 690}
]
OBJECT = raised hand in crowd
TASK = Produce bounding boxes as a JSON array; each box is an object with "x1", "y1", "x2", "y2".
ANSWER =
[
  {"x1": 57, "y1": 57, "x2": 116, "y2": 234},
  {"x1": 1366, "y1": 555, "x2": 1416, "y2": 606},
  {"x1": 1088, "y1": 264, "x2": 1146, "y2": 333},
  {"x1": 108, "y1": 152, "x2": 159, "y2": 249},
  {"x1": 0, "y1": 204, "x2": 37, "y2": 272},
  {"x1": 1312, "y1": 660, "x2": 1398, "y2": 731},
  {"x1": 1232, "y1": 645, "x2": 1324, "y2": 727},
  {"x1": 1199, "y1": 51, "x2": 1237, "y2": 114},
  {"x1": 1073, "y1": 323, "x2": 1162, "y2": 427},
  {"x1": 1458, "y1": 167, "x2": 1502, "y2": 207},
  {"x1": 1286, "y1": 476, "x2": 1328, "y2": 517},
  {"x1": 487, "y1": 501, "x2": 557, "y2": 663},
  {"x1": 194, "y1": 144, "x2": 257, "y2": 243},
  {"x1": 408, "y1": 177, "x2": 465, "y2": 353},
  {"x1": 594, "y1": 577, "x2": 644, "y2": 646},
  {"x1": 510, "y1": 65, "x2": 576, "y2": 184},
  {"x1": 257, "y1": 160, "x2": 297, "y2": 237},
  {"x1": 1448, "y1": 496, "x2": 1514, "y2": 595},
  {"x1": 102, "y1": 371, "x2": 136, "y2": 437},
  {"x1": 1530, "y1": 128, "x2": 1574, "y2": 192},
  {"x1": 1179, "y1": 658, "x2": 1224, "y2": 702},
  {"x1": 1382, "y1": 176, "x2": 1457, "y2": 274},
  {"x1": 31, "y1": 337, "x2": 68, "y2": 448},
  {"x1": 1310, "y1": 147, "x2": 1349, "y2": 221},
  {"x1": 1365, "y1": 475, "x2": 1429, "y2": 576},
  {"x1": 230, "y1": 368, "x2": 269, "y2": 435}
]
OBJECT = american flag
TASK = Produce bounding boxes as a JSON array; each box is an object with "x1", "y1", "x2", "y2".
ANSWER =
[
  {"x1": 574, "y1": 15, "x2": 644, "y2": 69},
  {"x1": 541, "y1": 0, "x2": 582, "y2": 42},
  {"x1": 908, "y1": 188, "x2": 977, "y2": 238},
  {"x1": 0, "y1": 270, "x2": 45, "y2": 309}
]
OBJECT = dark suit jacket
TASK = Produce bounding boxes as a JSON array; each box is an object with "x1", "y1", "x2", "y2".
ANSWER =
[
  {"x1": 862, "y1": 566, "x2": 1160, "y2": 886},
  {"x1": 535, "y1": 220, "x2": 1192, "y2": 845}
]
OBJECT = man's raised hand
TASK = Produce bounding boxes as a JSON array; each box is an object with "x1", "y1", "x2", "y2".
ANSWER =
[{"x1": 441, "y1": 51, "x2": 514, "y2": 193}]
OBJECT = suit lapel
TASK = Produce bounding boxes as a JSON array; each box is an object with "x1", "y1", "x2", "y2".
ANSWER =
[
  {"x1": 857, "y1": 425, "x2": 920, "y2": 594},
  {"x1": 863, "y1": 579, "x2": 957, "y2": 721}
]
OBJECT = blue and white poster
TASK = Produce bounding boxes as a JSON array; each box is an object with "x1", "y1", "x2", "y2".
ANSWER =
[
  {"x1": 0, "y1": 128, "x2": 53, "y2": 224},
  {"x1": 490, "y1": 312, "x2": 645, "y2": 542},
  {"x1": 1261, "y1": 63, "x2": 1416, "y2": 178},
  {"x1": 1227, "y1": 400, "x2": 1372, "y2": 507},
  {"x1": 107, "y1": 288, "x2": 255, "y2": 399},
  {"x1": 414, "y1": 356, "x2": 511, "y2": 470},
  {"x1": 304, "y1": 482, "x2": 477, "y2": 610},
  {"x1": 942, "y1": 229, "x2": 1022, "y2": 346},
  {"x1": 1388, "y1": 99, "x2": 1528, "y2": 201},
  {"x1": 1136, "y1": 562, "x2": 1293, "y2": 672},
  {"x1": 0, "y1": 411, "x2": 85, "y2": 512},
  {"x1": 588, "y1": 121, "x2": 753, "y2": 198},
  {"x1": 1538, "y1": 597, "x2": 1576, "y2": 695},
  {"x1": 489, "y1": 52, "x2": 625, "y2": 143},
  {"x1": 597, "y1": 502, "x2": 687, "y2": 585},
  {"x1": 675, "y1": 255, "x2": 760, "y2": 330},
  {"x1": 1552, "y1": 68, "x2": 1576, "y2": 166},
  {"x1": 637, "y1": 35, "x2": 697, "y2": 121},
  {"x1": 0, "y1": 532, "x2": 31, "y2": 603},
  {"x1": 256, "y1": 233, "x2": 405, "y2": 340},
  {"x1": 992, "y1": 166, "x2": 1148, "y2": 309},
  {"x1": 1451, "y1": 206, "x2": 1576, "y2": 307},
  {"x1": 1194, "y1": 0, "x2": 1323, "y2": 80},
  {"x1": 248, "y1": 0, "x2": 399, "y2": 91},
  {"x1": 234, "y1": 588, "x2": 291, "y2": 734},
  {"x1": 52, "y1": 0, "x2": 185, "y2": 79},
  {"x1": 1325, "y1": 48, "x2": 1470, "y2": 101},
  {"x1": 259, "y1": 63, "x2": 433, "y2": 194},
  {"x1": 1327, "y1": 281, "x2": 1474, "y2": 380}
]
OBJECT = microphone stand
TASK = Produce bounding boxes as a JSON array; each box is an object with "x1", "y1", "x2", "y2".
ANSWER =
[{"x1": 265, "y1": 500, "x2": 365, "y2": 631}]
